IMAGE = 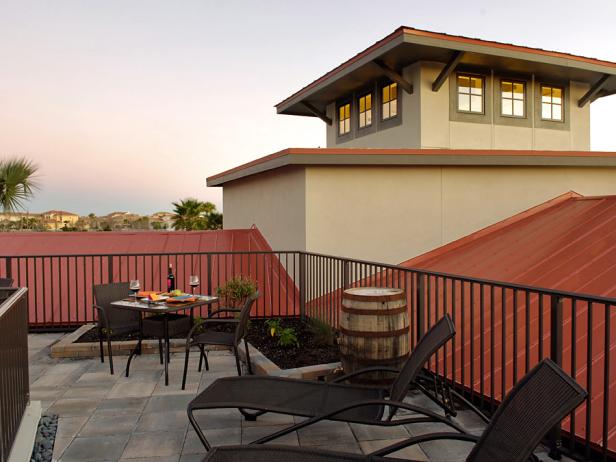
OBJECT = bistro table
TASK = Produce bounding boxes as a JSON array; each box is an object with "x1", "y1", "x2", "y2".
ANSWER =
[{"x1": 111, "y1": 295, "x2": 218, "y2": 385}]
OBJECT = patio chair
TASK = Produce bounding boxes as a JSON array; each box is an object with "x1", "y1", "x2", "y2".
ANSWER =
[
  {"x1": 94, "y1": 282, "x2": 191, "y2": 375},
  {"x1": 188, "y1": 315, "x2": 460, "y2": 451},
  {"x1": 0, "y1": 278, "x2": 13, "y2": 287},
  {"x1": 181, "y1": 291, "x2": 259, "y2": 390},
  {"x1": 201, "y1": 359, "x2": 587, "y2": 462}
]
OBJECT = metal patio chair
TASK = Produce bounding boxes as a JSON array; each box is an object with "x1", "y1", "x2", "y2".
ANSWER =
[
  {"x1": 181, "y1": 291, "x2": 259, "y2": 390},
  {"x1": 188, "y1": 315, "x2": 461, "y2": 451},
  {"x1": 201, "y1": 359, "x2": 587, "y2": 462},
  {"x1": 94, "y1": 282, "x2": 191, "y2": 375},
  {"x1": 0, "y1": 278, "x2": 13, "y2": 287}
]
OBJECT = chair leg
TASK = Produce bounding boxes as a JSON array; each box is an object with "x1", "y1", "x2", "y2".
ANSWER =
[
  {"x1": 199, "y1": 346, "x2": 209, "y2": 372},
  {"x1": 244, "y1": 338, "x2": 253, "y2": 375},
  {"x1": 106, "y1": 331, "x2": 114, "y2": 375},
  {"x1": 98, "y1": 326, "x2": 104, "y2": 364},
  {"x1": 182, "y1": 343, "x2": 190, "y2": 391},
  {"x1": 233, "y1": 346, "x2": 242, "y2": 376},
  {"x1": 158, "y1": 338, "x2": 163, "y2": 364}
]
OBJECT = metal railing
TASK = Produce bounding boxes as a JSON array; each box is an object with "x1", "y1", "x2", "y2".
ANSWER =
[
  {"x1": 0, "y1": 287, "x2": 29, "y2": 462},
  {"x1": 1, "y1": 250, "x2": 614, "y2": 460}
]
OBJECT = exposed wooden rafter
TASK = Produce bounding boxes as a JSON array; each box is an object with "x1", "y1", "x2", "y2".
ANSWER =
[
  {"x1": 372, "y1": 60, "x2": 413, "y2": 94},
  {"x1": 578, "y1": 74, "x2": 611, "y2": 108},
  {"x1": 300, "y1": 102, "x2": 332, "y2": 125},
  {"x1": 432, "y1": 51, "x2": 465, "y2": 92}
]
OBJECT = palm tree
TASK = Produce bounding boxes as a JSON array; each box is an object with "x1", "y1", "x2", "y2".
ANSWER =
[
  {"x1": 172, "y1": 198, "x2": 206, "y2": 230},
  {"x1": 0, "y1": 158, "x2": 38, "y2": 212},
  {"x1": 171, "y1": 198, "x2": 222, "y2": 230}
]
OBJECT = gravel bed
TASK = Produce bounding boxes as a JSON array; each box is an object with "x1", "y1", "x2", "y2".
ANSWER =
[{"x1": 30, "y1": 414, "x2": 58, "y2": 462}]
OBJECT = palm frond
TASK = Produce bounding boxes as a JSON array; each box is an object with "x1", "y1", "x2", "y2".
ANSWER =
[{"x1": 0, "y1": 158, "x2": 39, "y2": 212}]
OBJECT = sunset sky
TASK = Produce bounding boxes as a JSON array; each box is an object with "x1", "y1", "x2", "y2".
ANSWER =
[{"x1": 1, "y1": 1, "x2": 615, "y2": 215}]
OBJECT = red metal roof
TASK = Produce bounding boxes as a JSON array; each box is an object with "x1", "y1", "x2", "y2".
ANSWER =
[
  {"x1": 0, "y1": 228, "x2": 300, "y2": 326},
  {"x1": 0, "y1": 228, "x2": 271, "y2": 256},
  {"x1": 401, "y1": 191, "x2": 616, "y2": 454},
  {"x1": 402, "y1": 191, "x2": 616, "y2": 297}
]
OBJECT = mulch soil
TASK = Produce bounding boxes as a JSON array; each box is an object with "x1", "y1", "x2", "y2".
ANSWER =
[{"x1": 75, "y1": 317, "x2": 340, "y2": 370}]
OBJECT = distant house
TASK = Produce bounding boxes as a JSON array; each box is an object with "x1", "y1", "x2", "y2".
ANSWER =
[
  {"x1": 41, "y1": 210, "x2": 79, "y2": 231},
  {"x1": 208, "y1": 26, "x2": 616, "y2": 263},
  {"x1": 149, "y1": 211, "x2": 175, "y2": 230}
]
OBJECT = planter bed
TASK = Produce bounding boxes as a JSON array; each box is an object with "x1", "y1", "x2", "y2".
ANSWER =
[{"x1": 51, "y1": 318, "x2": 342, "y2": 380}]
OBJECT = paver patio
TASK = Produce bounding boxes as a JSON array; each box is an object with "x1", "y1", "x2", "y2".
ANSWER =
[{"x1": 27, "y1": 333, "x2": 569, "y2": 462}]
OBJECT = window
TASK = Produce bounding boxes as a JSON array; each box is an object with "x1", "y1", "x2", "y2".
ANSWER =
[
  {"x1": 457, "y1": 75, "x2": 484, "y2": 113},
  {"x1": 338, "y1": 103, "x2": 351, "y2": 135},
  {"x1": 501, "y1": 81, "x2": 525, "y2": 117},
  {"x1": 381, "y1": 82, "x2": 398, "y2": 120},
  {"x1": 358, "y1": 93, "x2": 372, "y2": 128},
  {"x1": 541, "y1": 86, "x2": 563, "y2": 121}
]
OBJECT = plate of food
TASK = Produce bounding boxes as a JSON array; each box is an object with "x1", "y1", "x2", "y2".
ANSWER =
[
  {"x1": 141, "y1": 293, "x2": 169, "y2": 302},
  {"x1": 166, "y1": 295, "x2": 197, "y2": 303}
]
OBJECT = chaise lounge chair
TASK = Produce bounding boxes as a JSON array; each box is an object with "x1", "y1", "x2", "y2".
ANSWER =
[
  {"x1": 188, "y1": 315, "x2": 460, "y2": 451},
  {"x1": 201, "y1": 358, "x2": 587, "y2": 462}
]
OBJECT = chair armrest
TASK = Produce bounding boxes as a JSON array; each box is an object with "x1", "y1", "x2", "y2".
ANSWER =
[
  {"x1": 251, "y1": 398, "x2": 466, "y2": 445},
  {"x1": 93, "y1": 304, "x2": 109, "y2": 328},
  {"x1": 201, "y1": 318, "x2": 240, "y2": 326},
  {"x1": 330, "y1": 366, "x2": 400, "y2": 383},
  {"x1": 208, "y1": 308, "x2": 241, "y2": 318},
  {"x1": 371, "y1": 432, "x2": 479, "y2": 457}
]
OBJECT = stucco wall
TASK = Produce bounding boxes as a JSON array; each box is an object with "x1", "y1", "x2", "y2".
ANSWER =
[
  {"x1": 222, "y1": 167, "x2": 306, "y2": 251},
  {"x1": 221, "y1": 164, "x2": 616, "y2": 264},
  {"x1": 325, "y1": 61, "x2": 591, "y2": 151},
  {"x1": 301, "y1": 165, "x2": 616, "y2": 264}
]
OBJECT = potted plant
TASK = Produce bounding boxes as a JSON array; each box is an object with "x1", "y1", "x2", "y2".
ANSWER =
[{"x1": 216, "y1": 275, "x2": 257, "y2": 308}]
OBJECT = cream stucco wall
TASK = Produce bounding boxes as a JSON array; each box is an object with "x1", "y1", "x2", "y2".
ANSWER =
[
  {"x1": 326, "y1": 61, "x2": 591, "y2": 151},
  {"x1": 302, "y1": 165, "x2": 616, "y2": 263},
  {"x1": 222, "y1": 164, "x2": 616, "y2": 264},
  {"x1": 222, "y1": 167, "x2": 306, "y2": 251}
]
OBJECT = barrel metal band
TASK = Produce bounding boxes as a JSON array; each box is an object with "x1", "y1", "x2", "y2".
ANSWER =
[
  {"x1": 343, "y1": 292, "x2": 405, "y2": 302},
  {"x1": 339, "y1": 326, "x2": 409, "y2": 338},
  {"x1": 341, "y1": 306, "x2": 407, "y2": 316}
]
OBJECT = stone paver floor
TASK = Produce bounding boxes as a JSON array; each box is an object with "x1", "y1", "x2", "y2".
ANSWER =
[{"x1": 28, "y1": 334, "x2": 570, "y2": 462}]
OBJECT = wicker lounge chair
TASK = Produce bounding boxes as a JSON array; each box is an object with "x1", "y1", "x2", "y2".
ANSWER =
[
  {"x1": 188, "y1": 315, "x2": 460, "y2": 451},
  {"x1": 94, "y1": 282, "x2": 191, "y2": 375},
  {"x1": 201, "y1": 358, "x2": 587, "y2": 462},
  {"x1": 181, "y1": 292, "x2": 259, "y2": 390}
]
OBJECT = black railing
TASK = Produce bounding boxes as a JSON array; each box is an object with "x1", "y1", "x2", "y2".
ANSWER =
[
  {"x1": 0, "y1": 287, "x2": 29, "y2": 462},
  {"x1": 1, "y1": 250, "x2": 614, "y2": 460}
]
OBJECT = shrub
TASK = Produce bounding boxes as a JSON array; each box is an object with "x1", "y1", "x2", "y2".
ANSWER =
[
  {"x1": 277, "y1": 327, "x2": 299, "y2": 348},
  {"x1": 264, "y1": 318, "x2": 282, "y2": 337},
  {"x1": 307, "y1": 317, "x2": 336, "y2": 346},
  {"x1": 216, "y1": 275, "x2": 257, "y2": 308}
]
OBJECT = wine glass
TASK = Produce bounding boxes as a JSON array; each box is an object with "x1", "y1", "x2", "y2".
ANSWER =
[
  {"x1": 129, "y1": 279, "x2": 141, "y2": 299},
  {"x1": 189, "y1": 275, "x2": 199, "y2": 295}
]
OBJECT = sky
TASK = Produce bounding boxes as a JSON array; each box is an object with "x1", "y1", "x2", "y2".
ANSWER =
[{"x1": 1, "y1": 0, "x2": 615, "y2": 215}]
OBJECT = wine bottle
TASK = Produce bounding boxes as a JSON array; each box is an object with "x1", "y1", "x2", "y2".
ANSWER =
[{"x1": 167, "y1": 263, "x2": 175, "y2": 292}]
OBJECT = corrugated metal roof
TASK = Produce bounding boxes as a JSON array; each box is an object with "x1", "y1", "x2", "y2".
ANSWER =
[
  {"x1": 401, "y1": 192, "x2": 616, "y2": 455},
  {"x1": 0, "y1": 228, "x2": 271, "y2": 256},
  {"x1": 402, "y1": 192, "x2": 616, "y2": 297},
  {"x1": 0, "y1": 228, "x2": 300, "y2": 326}
]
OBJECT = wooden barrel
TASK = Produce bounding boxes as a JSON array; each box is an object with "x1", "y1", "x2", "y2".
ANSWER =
[{"x1": 339, "y1": 287, "x2": 409, "y2": 384}]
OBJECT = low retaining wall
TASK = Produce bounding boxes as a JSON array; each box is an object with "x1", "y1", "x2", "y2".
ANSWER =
[{"x1": 51, "y1": 325, "x2": 342, "y2": 380}]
